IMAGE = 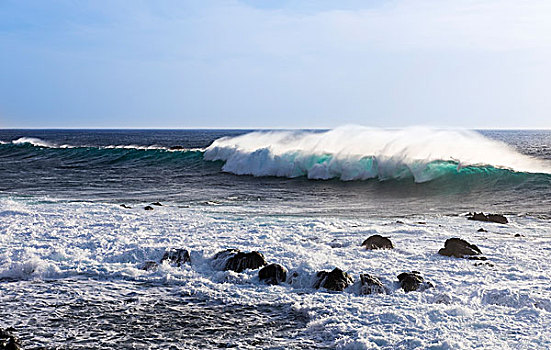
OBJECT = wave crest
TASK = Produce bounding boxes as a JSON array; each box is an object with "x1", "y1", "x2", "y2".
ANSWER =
[{"x1": 204, "y1": 126, "x2": 551, "y2": 182}]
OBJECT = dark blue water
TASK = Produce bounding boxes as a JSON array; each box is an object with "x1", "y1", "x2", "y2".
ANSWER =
[{"x1": 0, "y1": 129, "x2": 550, "y2": 218}]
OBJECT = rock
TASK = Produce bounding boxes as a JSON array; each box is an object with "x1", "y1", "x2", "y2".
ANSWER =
[
  {"x1": 467, "y1": 256, "x2": 488, "y2": 261},
  {"x1": 395, "y1": 220, "x2": 405, "y2": 224},
  {"x1": 258, "y1": 263, "x2": 287, "y2": 285},
  {"x1": 467, "y1": 212, "x2": 508, "y2": 224},
  {"x1": 144, "y1": 206, "x2": 154, "y2": 211},
  {"x1": 169, "y1": 145, "x2": 185, "y2": 150},
  {"x1": 514, "y1": 233, "x2": 523, "y2": 237},
  {"x1": 314, "y1": 268, "x2": 354, "y2": 291},
  {"x1": 0, "y1": 327, "x2": 22, "y2": 350},
  {"x1": 438, "y1": 238, "x2": 482, "y2": 258},
  {"x1": 213, "y1": 249, "x2": 267, "y2": 273},
  {"x1": 151, "y1": 202, "x2": 163, "y2": 206},
  {"x1": 477, "y1": 228, "x2": 487, "y2": 232},
  {"x1": 359, "y1": 274, "x2": 385, "y2": 295},
  {"x1": 361, "y1": 235, "x2": 394, "y2": 250},
  {"x1": 141, "y1": 261, "x2": 159, "y2": 271},
  {"x1": 474, "y1": 262, "x2": 495, "y2": 267},
  {"x1": 161, "y1": 248, "x2": 191, "y2": 267},
  {"x1": 397, "y1": 271, "x2": 433, "y2": 292},
  {"x1": 120, "y1": 204, "x2": 132, "y2": 209}
]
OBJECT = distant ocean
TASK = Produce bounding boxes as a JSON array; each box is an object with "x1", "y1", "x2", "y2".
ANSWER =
[{"x1": 1, "y1": 127, "x2": 550, "y2": 349}]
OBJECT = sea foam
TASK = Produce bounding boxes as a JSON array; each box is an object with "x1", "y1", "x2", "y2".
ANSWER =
[{"x1": 204, "y1": 126, "x2": 551, "y2": 182}]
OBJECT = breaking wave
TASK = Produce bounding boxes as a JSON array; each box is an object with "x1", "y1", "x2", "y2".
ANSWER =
[{"x1": 204, "y1": 126, "x2": 551, "y2": 183}]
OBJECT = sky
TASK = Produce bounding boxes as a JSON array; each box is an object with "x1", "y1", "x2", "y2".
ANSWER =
[{"x1": 1, "y1": 0, "x2": 550, "y2": 129}]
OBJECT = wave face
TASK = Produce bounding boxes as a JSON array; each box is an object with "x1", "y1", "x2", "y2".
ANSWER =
[{"x1": 204, "y1": 126, "x2": 551, "y2": 183}]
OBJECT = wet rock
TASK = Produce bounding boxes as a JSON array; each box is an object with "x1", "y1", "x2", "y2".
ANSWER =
[
  {"x1": 120, "y1": 204, "x2": 132, "y2": 209},
  {"x1": 141, "y1": 261, "x2": 159, "y2": 271},
  {"x1": 359, "y1": 274, "x2": 385, "y2": 295},
  {"x1": 144, "y1": 206, "x2": 154, "y2": 211},
  {"x1": 397, "y1": 271, "x2": 433, "y2": 292},
  {"x1": 314, "y1": 268, "x2": 354, "y2": 291},
  {"x1": 258, "y1": 263, "x2": 287, "y2": 285},
  {"x1": 474, "y1": 262, "x2": 495, "y2": 267},
  {"x1": 0, "y1": 327, "x2": 22, "y2": 350},
  {"x1": 151, "y1": 202, "x2": 163, "y2": 206},
  {"x1": 514, "y1": 233, "x2": 523, "y2": 237},
  {"x1": 213, "y1": 249, "x2": 267, "y2": 273},
  {"x1": 169, "y1": 145, "x2": 185, "y2": 150},
  {"x1": 361, "y1": 235, "x2": 394, "y2": 250},
  {"x1": 477, "y1": 228, "x2": 487, "y2": 232},
  {"x1": 161, "y1": 248, "x2": 191, "y2": 267},
  {"x1": 438, "y1": 238, "x2": 482, "y2": 258},
  {"x1": 467, "y1": 212, "x2": 508, "y2": 224}
]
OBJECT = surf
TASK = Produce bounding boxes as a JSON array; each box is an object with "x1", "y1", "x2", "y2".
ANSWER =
[{"x1": 204, "y1": 126, "x2": 551, "y2": 183}]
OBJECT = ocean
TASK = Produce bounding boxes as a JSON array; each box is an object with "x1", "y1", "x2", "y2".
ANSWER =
[{"x1": 0, "y1": 127, "x2": 550, "y2": 349}]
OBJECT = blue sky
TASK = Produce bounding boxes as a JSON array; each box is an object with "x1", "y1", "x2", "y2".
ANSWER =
[{"x1": 1, "y1": 0, "x2": 550, "y2": 128}]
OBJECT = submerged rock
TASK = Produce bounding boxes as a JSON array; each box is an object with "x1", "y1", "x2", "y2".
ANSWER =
[
  {"x1": 467, "y1": 212, "x2": 508, "y2": 224},
  {"x1": 141, "y1": 261, "x2": 159, "y2": 271},
  {"x1": 359, "y1": 274, "x2": 385, "y2": 295},
  {"x1": 120, "y1": 204, "x2": 132, "y2": 209},
  {"x1": 314, "y1": 268, "x2": 354, "y2": 291},
  {"x1": 213, "y1": 249, "x2": 267, "y2": 273},
  {"x1": 438, "y1": 238, "x2": 482, "y2": 259},
  {"x1": 161, "y1": 248, "x2": 191, "y2": 267},
  {"x1": 361, "y1": 235, "x2": 394, "y2": 250},
  {"x1": 0, "y1": 327, "x2": 22, "y2": 350},
  {"x1": 151, "y1": 202, "x2": 163, "y2": 206},
  {"x1": 144, "y1": 206, "x2": 154, "y2": 211},
  {"x1": 397, "y1": 271, "x2": 433, "y2": 292},
  {"x1": 258, "y1": 263, "x2": 287, "y2": 285}
]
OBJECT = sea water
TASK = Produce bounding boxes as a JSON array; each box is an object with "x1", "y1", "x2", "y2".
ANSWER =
[{"x1": 0, "y1": 127, "x2": 550, "y2": 349}]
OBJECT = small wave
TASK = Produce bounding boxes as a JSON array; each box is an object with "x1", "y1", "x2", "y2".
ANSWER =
[
  {"x1": 204, "y1": 126, "x2": 551, "y2": 183},
  {"x1": 1, "y1": 138, "x2": 205, "y2": 152},
  {"x1": 12, "y1": 137, "x2": 57, "y2": 148}
]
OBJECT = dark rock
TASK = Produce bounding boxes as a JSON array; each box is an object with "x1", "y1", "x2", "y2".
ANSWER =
[
  {"x1": 258, "y1": 263, "x2": 287, "y2": 285},
  {"x1": 213, "y1": 249, "x2": 267, "y2": 273},
  {"x1": 120, "y1": 204, "x2": 132, "y2": 209},
  {"x1": 467, "y1": 212, "x2": 508, "y2": 224},
  {"x1": 397, "y1": 271, "x2": 433, "y2": 292},
  {"x1": 474, "y1": 262, "x2": 495, "y2": 267},
  {"x1": 416, "y1": 221, "x2": 426, "y2": 225},
  {"x1": 151, "y1": 202, "x2": 163, "y2": 206},
  {"x1": 467, "y1": 256, "x2": 488, "y2": 261},
  {"x1": 359, "y1": 274, "x2": 385, "y2": 295},
  {"x1": 0, "y1": 327, "x2": 22, "y2": 350},
  {"x1": 161, "y1": 248, "x2": 191, "y2": 267},
  {"x1": 395, "y1": 220, "x2": 405, "y2": 224},
  {"x1": 169, "y1": 145, "x2": 185, "y2": 150},
  {"x1": 314, "y1": 268, "x2": 354, "y2": 291},
  {"x1": 514, "y1": 233, "x2": 523, "y2": 237},
  {"x1": 438, "y1": 238, "x2": 482, "y2": 258},
  {"x1": 141, "y1": 261, "x2": 159, "y2": 271},
  {"x1": 361, "y1": 235, "x2": 394, "y2": 250},
  {"x1": 144, "y1": 206, "x2": 154, "y2": 211},
  {"x1": 477, "y1": 228, "x2": 487, "y2": 232}
]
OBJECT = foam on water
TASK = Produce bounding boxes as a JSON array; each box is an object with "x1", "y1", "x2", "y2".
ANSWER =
[
  {"x1": 204, "y1": 126, "x2": 551, "y2": 182},
  {"x1": 1, "y1": 196, "x2": 550, "y2": 348},
  {"x1": 11, "y1": 137, "x2": 56, "y2": 148}
]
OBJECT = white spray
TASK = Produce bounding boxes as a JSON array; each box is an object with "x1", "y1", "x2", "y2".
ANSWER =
[{"x1": 204, "y1": 126, "x2": 551, "y2": 182}]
